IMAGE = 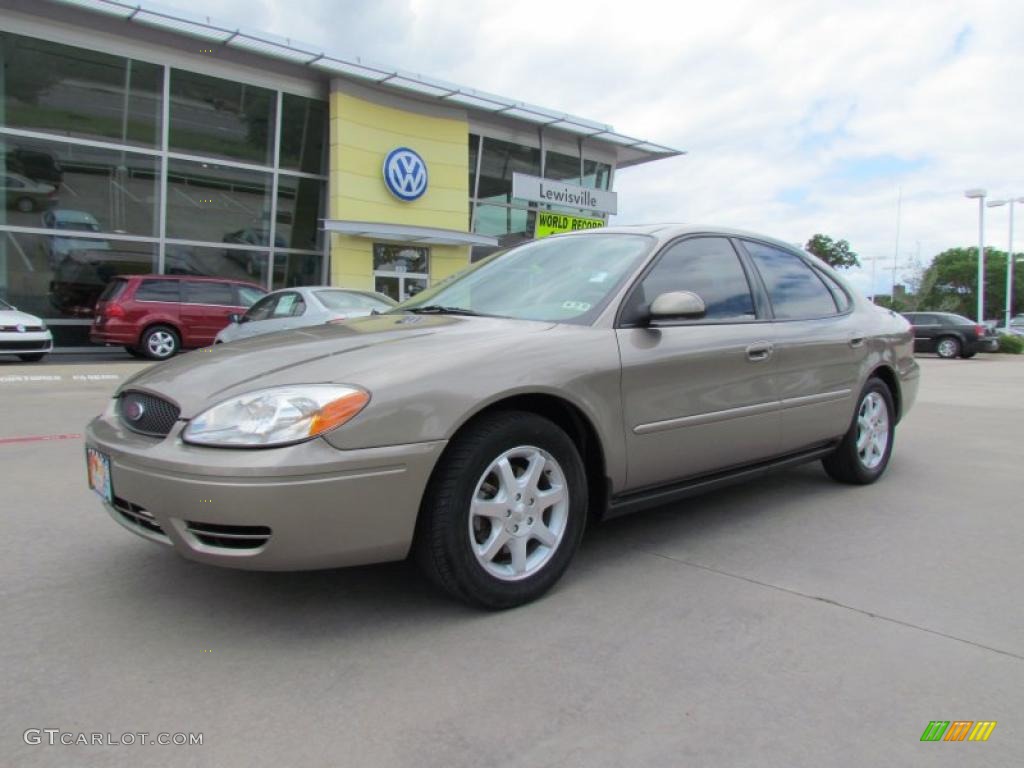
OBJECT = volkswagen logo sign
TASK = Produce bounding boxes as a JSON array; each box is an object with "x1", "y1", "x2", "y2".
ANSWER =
[
  {"x1": 15, "y1": 324, "x2": 26, "y2": 333},
  {"x1": 383, "y1": 147, "x2": 428, "y2": 202},
  {"x1": 123, "y1": 398, "x2": 146, "y2": 422}
]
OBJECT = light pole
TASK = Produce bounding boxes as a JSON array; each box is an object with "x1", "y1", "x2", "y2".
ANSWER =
[
  {"x1": 965, "y1": 189, "x2": 987, "y2": 321},
  {"x1": 986, "y1": 196, "x2": 1024, "y2": 327}
]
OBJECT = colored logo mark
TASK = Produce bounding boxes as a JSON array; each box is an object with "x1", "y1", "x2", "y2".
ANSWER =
[
  {"x1": 920, "y1": 721, "x2": 997, "y2": 742},
  {"x1": 383, "y1": 147, "x2": 428, "y2": 201}
]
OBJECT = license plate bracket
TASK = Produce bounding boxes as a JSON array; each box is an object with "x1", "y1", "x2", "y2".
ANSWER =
[{"x1": 87, "y1": 447, "x2": 113, "y2": 504}]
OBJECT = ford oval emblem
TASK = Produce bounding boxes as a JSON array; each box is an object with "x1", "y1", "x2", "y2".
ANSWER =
[
  {"x1": 383, "y1": 147, "x2": 428, "y2": 202},
  {"x1": 124, "y1": 399, "x2": 146, "y2": 422}
]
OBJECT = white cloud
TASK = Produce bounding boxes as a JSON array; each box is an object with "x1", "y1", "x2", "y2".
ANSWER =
[{"x1": 200, "y1": 0, "x2": 1024, "y2": 295}]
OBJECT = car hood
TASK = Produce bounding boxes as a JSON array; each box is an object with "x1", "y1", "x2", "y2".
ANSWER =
[
  {"x1": 120, "y1": 313, "x2": 556, "y2": 417},
  {"x1": 0, "y1": 309, "x2": 44, "y2": 326}
]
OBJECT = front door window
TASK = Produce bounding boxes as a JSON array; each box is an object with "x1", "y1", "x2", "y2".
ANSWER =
[{"x1": 373, "y1": 244, "x2": 429, "y2": 302}]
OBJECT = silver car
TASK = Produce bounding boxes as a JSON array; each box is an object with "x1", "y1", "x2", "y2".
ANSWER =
[
  {"x1": 86, "y1": 226, "x2": 919, "y2": 608},
  {"x1": 214, "y1": 287, "x2": 397, "y2": 344}
]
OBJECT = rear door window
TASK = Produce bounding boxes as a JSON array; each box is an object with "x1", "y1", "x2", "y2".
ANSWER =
[
  {"x1": 183, "y1": 281, "x2": 235, "y2": 306},
  {"x1": 134, "y1": 279, "x2": 181, "y2": 302},
  {"x1": 743, "y1": 242, "x2": 838, "y2": 319}
]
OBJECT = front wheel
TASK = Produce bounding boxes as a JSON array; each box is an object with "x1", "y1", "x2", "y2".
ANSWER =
[
  {"x1": 822, "y1": 378, "x2": 895, "y2": 485},
  {"x1": 415, "y1": 411, "x2": 587, "y2": 609},
  {"x1": 936, "y1": 336, "x2": 960, "y2": 359}
]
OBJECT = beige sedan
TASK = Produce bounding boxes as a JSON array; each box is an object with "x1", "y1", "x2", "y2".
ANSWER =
[{"x1": 86, "y1": 226, "x2": 919, "y2": 608}]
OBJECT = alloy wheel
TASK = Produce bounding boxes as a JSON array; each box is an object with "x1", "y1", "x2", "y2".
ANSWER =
[
  {"x1": 468, "y1": 445, "x2": 569, "y2": 581},
  {"x1": 855, "y1": 391, "x2": 889, "y2": 470},
  {"x1": 147, "y1": 331, "x2": 176, "y2": 358}
]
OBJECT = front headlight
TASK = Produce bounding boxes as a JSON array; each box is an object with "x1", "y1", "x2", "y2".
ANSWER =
[{"x1": 182, "y1": 385, "x2": 370, "y2": 447}]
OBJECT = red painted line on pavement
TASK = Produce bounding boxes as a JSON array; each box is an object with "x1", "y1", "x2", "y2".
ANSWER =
[{"x1": 0, "y1": 433, "x2": 83, "y2": 445}]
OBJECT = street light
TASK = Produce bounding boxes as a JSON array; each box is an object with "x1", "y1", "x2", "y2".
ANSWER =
[
  {"x1": 965, "y1": 189, "x2": 987, "y2": 321},
  {"x1": 986, "y1": 195, "x2": 1024, "y2": 328}
]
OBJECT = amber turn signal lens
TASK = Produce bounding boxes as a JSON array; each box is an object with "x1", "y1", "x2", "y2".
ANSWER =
[{"x1": 308, "y1": 390, "x2": 370, "y2": 436}]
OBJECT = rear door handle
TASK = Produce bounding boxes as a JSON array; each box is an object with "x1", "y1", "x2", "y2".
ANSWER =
[{"x1": 745, "y1": 342, "x2": 774, "y2": 362}]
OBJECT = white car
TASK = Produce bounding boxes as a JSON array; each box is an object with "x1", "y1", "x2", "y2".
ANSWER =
[
  {"x1": 997, "y1": 316, "x2": 1024, "y2": 337},
  {"x1": 0, "y1": 299, "x2": 53, "y2": 361},
  {"x1": 215, "y1": 287, "x2": 397, "y2": 344}
]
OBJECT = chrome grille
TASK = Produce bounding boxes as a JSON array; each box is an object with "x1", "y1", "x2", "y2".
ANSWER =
[
  {"x1": 112, "y1": 496, "x2": 168, "y2": 539},
  {"x1": 0, "y1": 324, "x2": 45, "y2": 332},
  {"x1": 118, "y1": 391, "x2": 181, "y2": 437},
  {"x1": 186, "y1": 521, "x2": 271, "y2": 550}
]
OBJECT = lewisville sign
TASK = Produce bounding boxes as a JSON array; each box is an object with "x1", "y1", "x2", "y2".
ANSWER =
[{"x1": 511, "y1": 173, "x2": 617, "y2": 215}]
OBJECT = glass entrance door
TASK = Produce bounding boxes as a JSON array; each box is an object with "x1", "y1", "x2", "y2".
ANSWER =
[{"x1": 373, "y1": 243, "x2": 429, "y2": 302}]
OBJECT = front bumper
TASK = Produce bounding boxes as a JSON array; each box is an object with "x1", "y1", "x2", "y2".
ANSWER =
[
  {"x1": 0, "y1": 331, "x2": 53, "y2": 355},
  {"x1": 86, "y1": 410, "x2": 446, "y2": 570}
]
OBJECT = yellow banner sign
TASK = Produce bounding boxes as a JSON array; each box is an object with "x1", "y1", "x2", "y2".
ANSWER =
[{"x1": 534, "y1": 211, "x2": 605, "y2": 238}]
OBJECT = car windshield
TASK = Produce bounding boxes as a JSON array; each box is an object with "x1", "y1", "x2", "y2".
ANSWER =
[
  {"x1": 0, "y1": 298, "x2": 13, "y2": 310},
  {"x1": 395, "y1": 234, "x2": 654, "y2": 324},
  {"x1": 316, "y1": 290, "x2": 393, "y2": 311}
]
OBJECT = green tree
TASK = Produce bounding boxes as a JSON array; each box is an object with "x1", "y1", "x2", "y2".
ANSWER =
[
  {"x1": 917, "y1": 247, "x2": 1024, "y2": 321},
  {"x1": 805, "y1": 234, "x2": 861, "y2": 269}
]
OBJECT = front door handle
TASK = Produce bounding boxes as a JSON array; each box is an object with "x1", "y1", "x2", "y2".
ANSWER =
[
  {"x1": 849, "y1": 336, "x2": 866, "y2": 348},
  {"x1": 745, "y1": 342, "x2": 774, "y2": 362}
]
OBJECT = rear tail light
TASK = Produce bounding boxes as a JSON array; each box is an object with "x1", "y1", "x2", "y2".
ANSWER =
[
  {"x1": 105, "y1": 303, "x2": 126, "y2": 319},
  {"x1": 976, "y1": 325, "x2": 986, "y2": 337}
]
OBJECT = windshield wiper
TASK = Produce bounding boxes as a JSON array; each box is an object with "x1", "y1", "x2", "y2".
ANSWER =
[{"x1": 405, "y1": 305, "x2": 482, "y2": 316}]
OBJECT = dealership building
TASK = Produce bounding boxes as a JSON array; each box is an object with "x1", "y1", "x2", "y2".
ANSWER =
[{"x1": 0, "y1": 0, "x2": 680, "y2": 346}]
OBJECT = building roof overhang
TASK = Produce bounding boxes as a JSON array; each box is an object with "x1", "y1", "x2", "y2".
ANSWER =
[{"x1": 323, "y1": 220, "x2": 498, "y2": 247}]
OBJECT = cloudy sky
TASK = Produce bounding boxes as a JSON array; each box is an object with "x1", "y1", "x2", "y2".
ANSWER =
[{"x1": 193, "y1": 0, "x2": 1022, "y2": 295}]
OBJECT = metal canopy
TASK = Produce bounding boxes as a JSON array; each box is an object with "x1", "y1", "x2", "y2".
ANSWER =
[
  {"x1": 51, "y1": 0, "x2": 684, "y2": 166},
  {"x1": 324, "y1": 220, "x2": 498, "y2": 247}
]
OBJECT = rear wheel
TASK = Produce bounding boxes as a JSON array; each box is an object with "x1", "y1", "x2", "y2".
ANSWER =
[
  {"x1": 936, "y1": 336, "x2": 960, "y2": 359},
  {"x1": 415, "y1": 411, "x2": 587, "y2": 609},
  {"x1": 822, "y1": 378, "x2": 895, "y2": 485},
  {"x1": 17, "y1": 353, "x2": 46, "y2": 362},
  {"x1": 140, "y1": 325, "x2": 180, "y2": 360}
]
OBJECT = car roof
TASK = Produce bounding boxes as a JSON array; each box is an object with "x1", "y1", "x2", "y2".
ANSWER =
[
  {"x1": 117, "y1": 274, "x2": 264, "y2": 288},
  {"x1": 554, "y1": 223, "x2": 805, "y2": 252},
  {"x1": 51, "y1": 209, "x2": 98, "y2": 222}
]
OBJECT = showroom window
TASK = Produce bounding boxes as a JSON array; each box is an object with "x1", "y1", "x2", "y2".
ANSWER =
[
  {"x1": 373, "y1": 244, "x2": 429, "y2": 302},
  {"x1": 0, "y1": 31, "x2": 328, "y2": 345}
]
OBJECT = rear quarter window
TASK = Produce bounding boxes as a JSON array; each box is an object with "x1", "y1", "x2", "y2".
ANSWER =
[{"x1": 98, "y1": 279, "x2": 127, "y2": 302}]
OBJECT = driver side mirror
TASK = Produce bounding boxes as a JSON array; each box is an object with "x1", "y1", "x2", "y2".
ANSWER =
[
  {"x1": 228, "y1": 313, "x2": 241, "y2": 324},
  {"x1": 648, "y1": 291, "x2": 706, "y2": 323}
]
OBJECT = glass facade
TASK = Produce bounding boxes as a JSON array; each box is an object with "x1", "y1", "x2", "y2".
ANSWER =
[
  {"x1": 0, "y1": 31, "x2": 328, "y2": 345},
  {"x1": 467, "y1": 134, "x2": 613, "y2": 253}
]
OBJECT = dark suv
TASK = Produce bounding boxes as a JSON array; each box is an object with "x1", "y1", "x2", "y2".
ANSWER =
[
  {"x1": 901, "y1": 311, "x2": 998, "y2": 359},
  {"x1": 91, "y1": 275, "x2": 266, "y2": 359}
]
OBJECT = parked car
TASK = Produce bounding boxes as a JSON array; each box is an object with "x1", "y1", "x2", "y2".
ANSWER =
[
  {"x1": 996, "y1": 315, "x2": 1024, "y2": 337},
  {"x1": 86, "y1": 226, "x2": 919, "y2": 608},
  {"x1": 900, "y1": 311, "x2": 998, "y2": 358},
  {"x1": 90, "y1": 275, "x2": 266, "y2": 359},
  {"x1": 3, "y1": 147, "x2": 63, "y2": 184},
  {"x1": 42, "y1": 209, "x2": 110, "y2": 268},
  {"x1": 215, "y1": 287, "x2": 397, "y2": 344},
  {"x1": 0, "y1": 298, "x2": 53, "y2": 362},
  {"x1": 2, "y1": 171, "x2": 56, "y2": 212}
]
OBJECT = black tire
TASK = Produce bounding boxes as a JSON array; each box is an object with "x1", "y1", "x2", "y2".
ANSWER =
[
  {"x1": 936, "y1": 336, "x2": 961, "y2": 359},
  {"x1": 415, "y1": 411, "x2": 588, "y2": 609},
  {"x1": 125, "y1": 346, "x2": 147, "y2": 359},
  {"x1": 17, "y1": 353, "x2": 46, "y2": 362},
  {"x1": 140, "y1": 325, "x2": 180, "y2": 360},
  {"x1": 822, "y1": 378, "x2": 896, "y2": 485},
  {"x1": 960, "y1": 350, "x2": 977, "y2": 359}
]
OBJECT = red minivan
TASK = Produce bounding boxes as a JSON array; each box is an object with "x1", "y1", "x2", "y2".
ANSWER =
[{"x1": 91, "y1": 275, "x2": 266, "y2": 359}]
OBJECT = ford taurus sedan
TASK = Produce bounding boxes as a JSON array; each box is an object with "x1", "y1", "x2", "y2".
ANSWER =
[{"x1": 86, "y1": 226, "x2": 919, "y2": 608}]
